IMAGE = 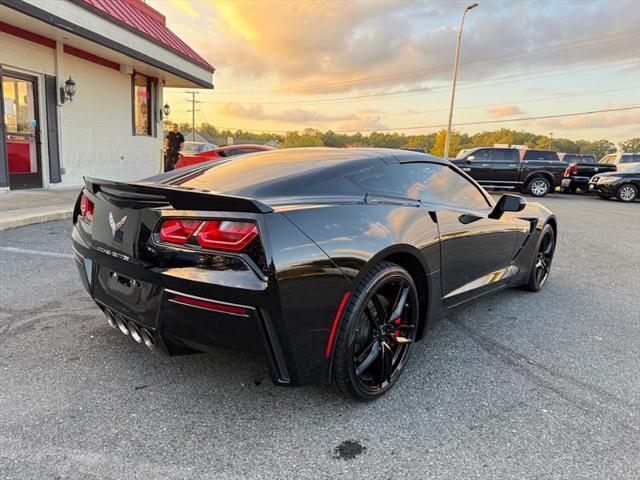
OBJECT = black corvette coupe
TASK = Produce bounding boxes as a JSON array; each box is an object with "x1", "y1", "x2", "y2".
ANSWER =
[{"x1": 72, "y1": 148, "x2": 557, "y2": 401}]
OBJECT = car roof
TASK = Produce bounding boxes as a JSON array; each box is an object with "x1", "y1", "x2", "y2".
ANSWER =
[
  {"x1": 158, "y1": 147, "x2": 450, "y2": 201},
  {"x1": 216, "y1": 144, "x2": 274, "y2": 151}
]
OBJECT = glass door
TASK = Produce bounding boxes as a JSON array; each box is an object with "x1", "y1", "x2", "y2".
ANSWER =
[{"x1": 2, "y1": 72, "x2": 42, "y2": 189}]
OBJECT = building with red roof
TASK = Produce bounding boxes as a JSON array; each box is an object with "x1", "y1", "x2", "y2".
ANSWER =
[{"x1": 0, "y1": 0, "x2": 214, "y2": 190}]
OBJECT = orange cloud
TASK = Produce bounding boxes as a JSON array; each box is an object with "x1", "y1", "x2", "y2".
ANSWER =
[
  {"x1": 540, "y1": 110, "x2": 640, "y2": 130},
  {"x1": 487, "y1": 105, "x2": 524, "y2": 118}
]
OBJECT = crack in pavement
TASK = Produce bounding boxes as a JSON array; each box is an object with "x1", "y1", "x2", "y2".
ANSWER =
[{"x1": 449, "y1": 318, "x2": 640, "y2": 435}]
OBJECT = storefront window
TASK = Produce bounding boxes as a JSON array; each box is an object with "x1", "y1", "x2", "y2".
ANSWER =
[{"x1": 133, "y1": 73, "x2": 152, "y2": 136}]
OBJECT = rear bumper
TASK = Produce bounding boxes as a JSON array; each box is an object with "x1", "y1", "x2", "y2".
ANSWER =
[
  {"x1": 72, "y1": 234, "x2": 292, "y2": 386},
  {"x1": 561, "y1": 176, "x2": 589, "y2": 189}
]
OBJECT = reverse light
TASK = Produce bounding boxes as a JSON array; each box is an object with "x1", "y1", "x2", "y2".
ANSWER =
[
  {"x1": 80, "y1": 193, "x2": 94, "y2": 223},
  {"x1": 158, "y1": 218, "x2": 258, "y2": 251}
]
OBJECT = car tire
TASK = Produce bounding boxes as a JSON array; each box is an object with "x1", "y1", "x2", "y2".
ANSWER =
[
  {"x1": 616, "y1": 184, "x2": 638, "y2": 202},
  {"x1": 523, "y1": 224, "x2": 555, "y2": 292},
  {"x1": 333, "y1": 261, "x2": 419, "y2": 402},
  {"x1": 527, "y1": 176, "x2": 551, "y2": 197}
]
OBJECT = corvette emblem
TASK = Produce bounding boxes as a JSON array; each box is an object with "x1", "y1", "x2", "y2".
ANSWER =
[{"x1": 109, "y1": 212, "x2": 128, "y2": 242}]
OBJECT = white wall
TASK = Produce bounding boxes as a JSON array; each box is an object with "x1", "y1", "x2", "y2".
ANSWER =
[
  {"x1": 0, "y1": 32, "x2": 55, "y2": 74},
  {"x1": 2, "y1": 34, "x2": 163, "y2": 189},
  {"x1": 59, "y1": 53, "x2": 163, "y2": 186}
]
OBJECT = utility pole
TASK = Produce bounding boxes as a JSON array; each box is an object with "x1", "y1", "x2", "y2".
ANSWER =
[
  {"x1": 185, "y1": 91, "x2": 200, "y2": 140},
  {"x1": 548, "y1": 132, "x2": 553, "y2": 150},
  {"x1": 444, "y1": 3, "x2": 478, "y2": 160}
]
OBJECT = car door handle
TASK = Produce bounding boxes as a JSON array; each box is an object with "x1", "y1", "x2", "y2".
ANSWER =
[
  {"x1": 508, "y1": 164, "x2": 517, "y2": 167},
  {"x1": 481, "y1": 163, "x2": 490, "y2": 167}
]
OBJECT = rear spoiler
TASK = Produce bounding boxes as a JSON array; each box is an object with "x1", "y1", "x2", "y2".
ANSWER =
[{"x1": 84, "y1": 177, "x2": 273, "y2": 214}]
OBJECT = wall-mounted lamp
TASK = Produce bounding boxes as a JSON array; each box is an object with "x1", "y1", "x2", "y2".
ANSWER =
[
  {"x1": 163, "y1": 103, "x2": 171, "y2": 117},
  {"x1": 59, "y1": 76, "x2": 77, "y2": 104}
]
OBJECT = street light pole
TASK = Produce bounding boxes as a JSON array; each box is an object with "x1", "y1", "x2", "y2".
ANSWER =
[{"x1": 443, "y1": 2, "x2": 478, "y2": 160}]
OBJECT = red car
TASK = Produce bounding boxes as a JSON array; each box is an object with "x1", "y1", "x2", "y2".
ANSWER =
[{"x1": 176, "y1": 144, "x2": 275, "y2": 169}]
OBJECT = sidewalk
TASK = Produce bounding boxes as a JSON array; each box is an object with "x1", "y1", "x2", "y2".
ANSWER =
[{"x1": 0, "y1": 187, "x2": 80, "y2": 231}]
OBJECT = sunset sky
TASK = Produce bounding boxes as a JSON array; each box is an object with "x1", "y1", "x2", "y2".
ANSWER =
[{"x1": 151, "y1": 0, "x2": 640, "y2": 142}]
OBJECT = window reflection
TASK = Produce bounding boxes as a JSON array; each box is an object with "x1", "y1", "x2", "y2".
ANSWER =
[{"x1": 400, "y1": 163, "x2": 489, "y2": 210}]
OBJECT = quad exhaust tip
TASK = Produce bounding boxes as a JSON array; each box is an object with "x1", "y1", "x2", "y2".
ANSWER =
[
  {"x1": 140, "y1": 328, "x2": 156, "y2": 351},
  {"x1": 114, "y1": 314, "x2": 130, "y2": 336},
  {"x1": 127, "y1": 320, "x2": 143, "y2": 344},
  {"x1": 105, "y1": 310, "x2": 117, "y2": 329},
  {"x1": 105, "y1": 308, "x2": 155, "y2": 351}
]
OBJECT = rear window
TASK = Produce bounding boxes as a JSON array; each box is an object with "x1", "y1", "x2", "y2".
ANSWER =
[
  {"x1": 182, "y1": 142, "x2": 217, "y2": 153},
  {"x1": 563, "y1": 154, "x2": 595, "y2": 164},
  {"x1": 523, "y1": 150, "x2": 559, "y2": 161},
  {"x1": 347, "y1": 165, "x2": 402, "y2": 196},
  {"x1": 620, "y1": 154, "x2": 640, "y2": 163}
]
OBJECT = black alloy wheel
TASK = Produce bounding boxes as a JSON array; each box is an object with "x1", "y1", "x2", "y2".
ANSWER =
[
  {"x1": 333, "y1": 262, "x2": 419, "y2": 402},
  {"x1": 524, "y1": 224, "x2": 555, "y2": 291}
]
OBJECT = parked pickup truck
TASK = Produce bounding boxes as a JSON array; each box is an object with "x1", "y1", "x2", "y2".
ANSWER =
[
  {"x1": 452, "y1": 147, "x2": 566, "y2": 197},
  {"x1": 560, "y1": 154, "x2": 616, "y2": 193}
]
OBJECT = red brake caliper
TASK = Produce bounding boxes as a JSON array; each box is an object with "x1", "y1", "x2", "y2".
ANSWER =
[{"x1": 393, "y1": 317, "x2": 402, "y2": 337}]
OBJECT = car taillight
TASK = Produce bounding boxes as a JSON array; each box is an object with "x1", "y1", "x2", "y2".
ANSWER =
[
  {"x1": 159, "y1": 219, "x2": 201, "y2": 244},
  {"x1": 197, "y1": 220, "x2": 258, "y2": 251},
  {"x1": 158, "y1": 219, "x2": 258, "y2": 251},
  {"x1": 571, "y1": 164, "x2": 579, "y2": 175},
  {"x1": 563, "y1": 167, "x2": 570, "y2": 177},
  {"x1": 80, "y1": 193, "x2": 94, "y2": 223}
]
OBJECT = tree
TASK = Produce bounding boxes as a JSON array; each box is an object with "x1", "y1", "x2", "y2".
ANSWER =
[
  {"x1": 402, "y1": 134, "x2": 436, "y2": 152},
  {"x1": 621, "y1": 137, "x2": 640, "y2": 153},
  {"x1": 575, "y1": 139, "x2": 616, "y2": 160},
  {"x1": 430, "y1": 129, "x2": 463, "y2": 158},
  {"x1": 321, "y1": 130, "x2": 347, "y2": 148},
  {"x1": 281, "y1": 132, "x2": 324, "y2": 148}
]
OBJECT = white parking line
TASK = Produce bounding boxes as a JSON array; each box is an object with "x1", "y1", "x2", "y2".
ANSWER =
[{"x1": 0, "y1": 246, "x2": 74, "y2": 259}]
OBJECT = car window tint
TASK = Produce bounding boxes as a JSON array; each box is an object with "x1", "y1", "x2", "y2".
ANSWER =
[
  {"x1": 489, "y1": 149, "x2": 516, "y2": 161},
  {"x1": 399, "y1": 163, "x2": 490, "y2": 209},
  {"x1": 348, "y1": 166, "x2": 402, "y2": 196},
  {"x1": 564, "y1": 154, "x2": 595, "y2": 164},
  {"x1": 472, "y1": 149, "x2": 490, "y2": 161},
  {"x1": 523, "y1": 150, "x2": 558, "y2": 161},
  {"x1": 620, "y1": 154, "x2": 637, "y2": 163}
]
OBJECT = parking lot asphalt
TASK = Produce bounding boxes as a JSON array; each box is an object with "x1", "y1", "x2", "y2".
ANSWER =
[{"x1": 1, "y1": 193, "x2": 639, "y2": 479}]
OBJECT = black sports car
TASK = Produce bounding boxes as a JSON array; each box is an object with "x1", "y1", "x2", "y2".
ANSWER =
[
  {"x1": 72, "y1": 148, "x2": 557, "y2": 401},
  {"x1": 588, "y1": 163, "x2": 640, "y2": 202}
]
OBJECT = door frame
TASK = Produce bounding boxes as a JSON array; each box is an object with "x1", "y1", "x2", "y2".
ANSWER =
[{"x1": 2, "y1": 69, "x2": 44, "y2": 189}]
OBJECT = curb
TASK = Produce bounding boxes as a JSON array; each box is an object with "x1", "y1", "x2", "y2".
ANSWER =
[{"x1": 0, "y1": 208, "x2": 73, "y2": 231}]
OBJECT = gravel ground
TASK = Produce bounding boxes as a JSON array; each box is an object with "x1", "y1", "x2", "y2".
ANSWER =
[{"x1": 1, "y1": 193, "x2": 639, "y2": 479}]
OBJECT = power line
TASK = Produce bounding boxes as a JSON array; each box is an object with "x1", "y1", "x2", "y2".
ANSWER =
[
  {"x1": 178, "y1": 60, "x2": 639, "y2": 107},
  {"x1": 185, "y1": 91, "x2": 201, "y2": 137},
  {"x1": 168, "y1": 30, "x2": 639, "y2": 96},
  {"x1": 198, "y1": 106, "x2": 640, "y2": 134},
  {"x1": 337, "y1": 105, "x2": 640, "y2": 133},
  {"x1": 380, "y1": 86, "x2": 640, "y2": 118},
  {"x1": 167, "y1": 86, "x2": 640, "y2": 119}
]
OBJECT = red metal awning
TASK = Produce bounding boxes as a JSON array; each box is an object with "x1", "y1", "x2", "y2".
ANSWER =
[{"x1": 77, "y1": 0, "x2": 213, "y2": 72}]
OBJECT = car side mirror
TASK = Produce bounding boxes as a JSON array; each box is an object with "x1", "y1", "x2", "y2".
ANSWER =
[
  {"x1": 466, "y1": 155, "x2": 475, "y2": 163},
  {"x1": 489, "y1": 194, "x2": 526, "y2": 219}
]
